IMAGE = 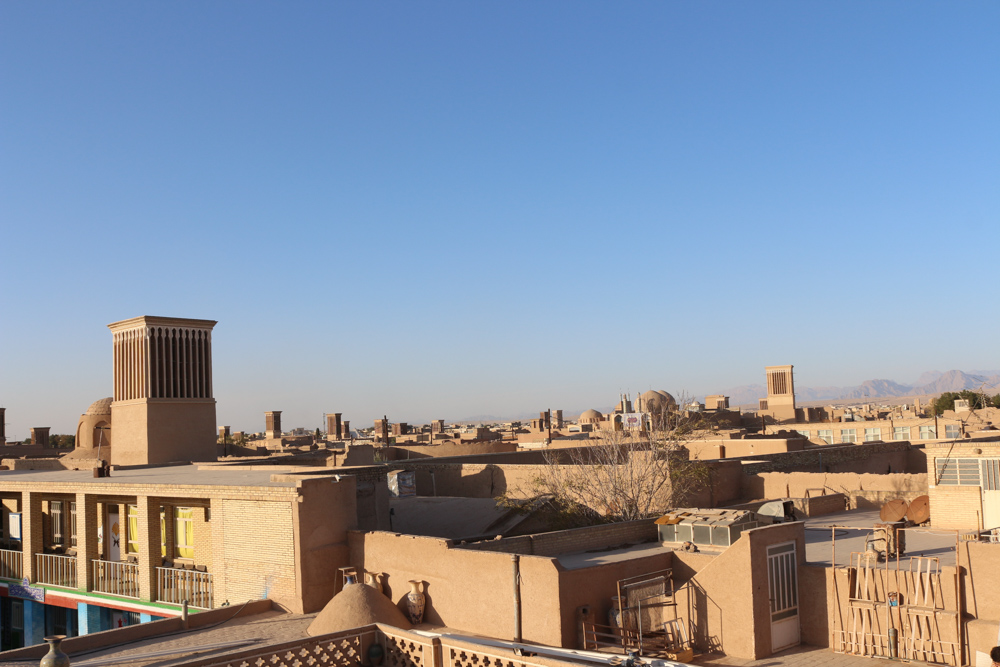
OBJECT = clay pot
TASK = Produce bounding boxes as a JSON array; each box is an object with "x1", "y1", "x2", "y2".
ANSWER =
[
  {"x1": 365, "y1": 572, "x2": 382, "y2": 594},
  {"x1": 406, "y1": 580, "x2": 425, "y2": 625},
  {"x1": 367, "y1": 642, "x2": 385, "y2": 667},
  {"x1": 344, "y1": 572, "x2": 359, "y2": 586},
  {"x1": 41, "y1": 636, "x2": 69, "y2": 667},
  {"x1": 608, "y1": 596, "x2": 623, "y2": 628}
]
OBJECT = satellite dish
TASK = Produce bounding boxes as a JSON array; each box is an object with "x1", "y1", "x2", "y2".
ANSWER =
[
  {"x1": 880, "y1": 498, "x2": 908, "y2": 523},
  {"x1": 907, "y1": 495, "x2": 930, "y2": 525}
]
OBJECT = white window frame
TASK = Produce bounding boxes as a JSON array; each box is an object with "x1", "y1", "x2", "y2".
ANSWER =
[
  {"x1": 840, "y1": 429, "x2": 857, "y2": 443},
  {"x1": 174, "y1": 507, "x2": 195, "y2": 560},
  {"x1": 919, "y1": 425, "x2": 936, "y2": 440},
  {"x1": 817, "y1": 429, "x2": 834, "y2": 445},
  {"x1": 864, "y1": 428, "x2": 881, "y2": 442},
  {"x1": 945, "y1": 424, "x2": 960, "y2": 439},
  {"x1": 70, "y1": 501, "x2": 77, "y2": 547},
  {"x1": 893, "y1": 426, "x2": 911, "y2": 441},
  {"x1": 936, "y1": 457, "x2": 981, "y2": 486},
  {"x1": 51, "y1": 501, "x2": 64, "y2": 545}
]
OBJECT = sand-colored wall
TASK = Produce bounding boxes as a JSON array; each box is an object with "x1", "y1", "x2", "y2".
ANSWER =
[
  {"x1": 688, "y1": 438, "x2": 804, "y2": 460},
  {"x1": 293, "y1": 475, "x2": 358, "y2": 613},
  {"x1": 349, "y1": 530, "x2": 564, "y2": 645},
  {"x1": 798, "y1": 564, "x2": 832, "y2": 648},
  {"x1": 2, "y1": 458, "x2": 67, "y2": 470},
  {"x1": 214, "y1": 496, "x2": 297, "y2": 609},
  {"x1": 111, "y1": 399, "x2": 217, "y2": 466},
  {"x1": 739, "y1": 442, "x2": 917, "y2": 476},
  {"x1": 672, "y1": 521, "x2": 806, "y2": 659},
  {"x1": 386, "y1": 442, "x2": 518, "y2": 459},
  {"x1": 930, "y1": 485, "x2": 982, "y2": 530},
  {"x1": 962, "y1": 540, "x2": 1000, "y2": 661},
  {"x1": 398, "y1": 463, "x2": 546, "y2": 499},
  {"x1": 743, "y1": 472, "x2": 928, "y2": 507},
  {"x1": 557, "y1": 550, "x2": 674, "y2": 647},
  {"x1": 677, "y1": 460, "x2": 744, "y2": 508},
  {"x1": 673, "y1": 528, "x2": 755, "y2": 657},
  {"x1": 463, "y1": 520, "x2": 657, "y2": 556}
]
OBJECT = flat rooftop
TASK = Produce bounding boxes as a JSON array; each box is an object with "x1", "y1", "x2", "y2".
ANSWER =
[
  {"x1": 8, "y1": 609, "x2": 316, "y2": 667},
  {"x1": 557, "y1": 541, "x2": 668, "y2": 570},
  {"x1": 552, "y1": 509, "x2": 959, "y2": 570},
  {"x1": 803, "y1": 509, "x2": 957, "y2": 567},
  {"x1": 0, "y1": 465, "x2": 305, "y2": 489}
]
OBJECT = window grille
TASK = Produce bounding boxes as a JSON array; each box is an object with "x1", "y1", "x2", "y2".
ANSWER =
[{"x1": 936, "y1": 458, "x2": 981, "y2": 486}]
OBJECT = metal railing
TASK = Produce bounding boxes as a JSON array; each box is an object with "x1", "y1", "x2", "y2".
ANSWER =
[
  {"x1": 34, "y1": 553, "x2": 77, "y2": 588},
  {"x1": 92, "y1": 559, "x2": 140, "y2": 598},
  {"x1": 156, "y1": 566, "x2": 213, "y2": 609},
  {"x1": 0, "y1": 548, "x2": 23, "y2": 580}
]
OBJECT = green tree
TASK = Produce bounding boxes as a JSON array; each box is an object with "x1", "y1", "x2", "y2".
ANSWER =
[
  {"x1": 50, "y1": 434, "x2": 75, "y2": 448},
  {"x1": 933, "y1": 390, "x2": 995, "y2": 414},
  {"x1": 959, "y1": 390, "x2": 992, "y2": 410}
]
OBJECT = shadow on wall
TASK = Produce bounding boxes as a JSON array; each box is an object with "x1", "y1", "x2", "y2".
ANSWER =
[
  {"x1": 798, "y1": 565, "x2": 831, "y2": 648},
  {"x1": 412, "y1": 464, "x2": 509, "y2": 498},
  {"x1": 684, "y1": 581, "x2": 723, "y2": 654}
]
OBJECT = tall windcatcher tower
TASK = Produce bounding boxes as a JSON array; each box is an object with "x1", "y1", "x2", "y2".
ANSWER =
[
  {"x1": 108, "y1": 316, "x2": 218, "y2": 465},
  {"x1": 764, "y1": 364, "x2": 796, "y2": 421}
]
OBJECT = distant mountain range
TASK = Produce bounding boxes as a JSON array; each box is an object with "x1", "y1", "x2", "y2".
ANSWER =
[{"x1": 719, "y1": 369, "x2": 1000, "y2": 407}]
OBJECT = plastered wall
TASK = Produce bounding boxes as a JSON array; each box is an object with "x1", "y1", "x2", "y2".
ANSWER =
[
  {"x1": 557, "y1": 550, "x2": 674, "y2": 647},
  {"x1": 385, "y1": 442, "x2": 518, "y2": 459},
  {"x1": 292, "y1": 475, "x2": 358, "y2": 612},
  {"x1": 349, "y1": 530, "x2": 564, "y2": 645},
  {"x1": 742, "y1": 472, "x2": 928, "y2": 507},
  {"x1": 461, "y1": 520, "x2": 657, "y2": 556},
  {"x1": 673, "y1": 522, "x2": 806, "y2": 660}
]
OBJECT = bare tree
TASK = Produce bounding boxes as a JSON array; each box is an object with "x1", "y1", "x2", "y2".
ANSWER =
[{"x1": 503, "y1": 396, "x2": 710, "y2": 524}]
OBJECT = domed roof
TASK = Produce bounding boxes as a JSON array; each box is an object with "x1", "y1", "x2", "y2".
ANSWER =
[
  {"x1": 85, "y1": 398, "x2": 113, "y2": 416},
  {"x1": 579, "y1": 409, "x2": 603, "y2": 421},
  {"x1": 307, "y1": 582, "x2": 411, "y2": 636},
  {"x1": 640, "y1": 390, "x2": 676, "y2": 413}
]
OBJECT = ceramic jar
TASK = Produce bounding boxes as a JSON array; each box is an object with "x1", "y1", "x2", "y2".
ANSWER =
[
  {"x1": 608, "y1": 596, "x2": 623, "y2": 628},
  {"x1": 406, "y1": 580, "x2": 426, "y2": 624},
  {"x1": 41, "y1": 636, "x2": 70, "y2": 667},
  {"x1": 365, "y1": 572, "x2": 383, "y2": 594}
]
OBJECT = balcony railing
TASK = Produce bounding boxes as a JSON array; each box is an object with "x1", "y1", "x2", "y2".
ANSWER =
[
  {"x1": 34, "y1": 553, "x2": 77, "y2": 588},
  {"x1": 0, "y1": 548, "x2": 23, "y2": 580},
  {"x1": 92, "y1": 559, "x2": 140, "y2": 598},
  {"x1": 156, "y1": 567, "x2": 213, "y2": 609}
]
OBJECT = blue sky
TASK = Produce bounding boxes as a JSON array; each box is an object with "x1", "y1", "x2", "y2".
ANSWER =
[{"x1": 2, "y1": 3, "x2": 998, "y2": 436}]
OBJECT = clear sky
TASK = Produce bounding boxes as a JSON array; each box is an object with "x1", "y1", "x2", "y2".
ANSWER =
[{"x1": 2, "y1": 3, "x2": 998, "y2": 437}]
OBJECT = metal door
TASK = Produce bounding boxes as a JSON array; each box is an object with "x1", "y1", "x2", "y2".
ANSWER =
[
  {"x1": 768, "y1": 541, "x2": 800, "y2": 652},
  {"x1": 981, "y1": 459, "x2": 1000, "y2": 530}
]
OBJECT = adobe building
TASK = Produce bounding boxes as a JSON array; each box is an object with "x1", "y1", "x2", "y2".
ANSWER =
[
  {"x1": 326, "y1": 413, "x2": 343, "y2": 440},
  {"x1": 0, "y1": 464, "x2": 364, "y2": 646},
  {"x1": 757, "y1": 364, "x2": 796, "y2": 422},
  {"x1": 108, "y1": 316, "x2": 218, "y2": 466},
  {"x1": 265, "y1": 411, "x2": 282, "y2": 439},
  {"x1": 74, "y1": 398, "x2": 113, "y2": 452}
]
